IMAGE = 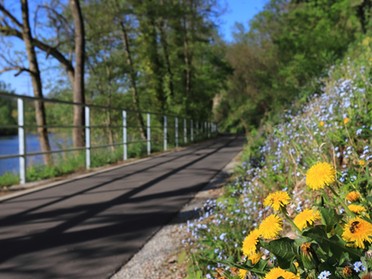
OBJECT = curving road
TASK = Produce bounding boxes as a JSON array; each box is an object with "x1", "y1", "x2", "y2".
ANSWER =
[{"x1": 0, "y1": 135, "x2": 244, "y2": 279}]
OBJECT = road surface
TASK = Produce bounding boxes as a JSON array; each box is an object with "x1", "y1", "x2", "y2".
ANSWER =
[{"x1": 0, "y1": 135, "x2": 244, "y2": 278}]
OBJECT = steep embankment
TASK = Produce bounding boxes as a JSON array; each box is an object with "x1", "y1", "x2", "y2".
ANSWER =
[{"x1": 184, "y1": 37, "x2": 371, "y2": 279}]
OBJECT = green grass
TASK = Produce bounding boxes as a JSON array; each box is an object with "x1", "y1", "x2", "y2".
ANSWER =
[{"x1": 0, "y1": 172, "x2": 19, "y2": 187}]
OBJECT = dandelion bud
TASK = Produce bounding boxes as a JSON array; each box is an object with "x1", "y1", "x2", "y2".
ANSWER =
[
  {"x1": 300, "y1": 242, "x2": 319, "y2": 270},
  {"x1": 342, "y1": 266, "x2": 353, "y2": 277}
]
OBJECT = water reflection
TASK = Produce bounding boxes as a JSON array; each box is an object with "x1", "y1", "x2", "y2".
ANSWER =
[{"x1": 0, "y1": 134, "x2": 72, "y2": 175}]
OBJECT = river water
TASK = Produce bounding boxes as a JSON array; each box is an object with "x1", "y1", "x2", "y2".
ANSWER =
[{"x1": 0, "y1": 134, "x2": 71, "y2": 176}]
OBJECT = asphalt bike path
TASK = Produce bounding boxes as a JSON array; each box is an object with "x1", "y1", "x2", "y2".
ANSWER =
[{"x1": 0, "y1": 135, "x2": 244, "y2": 278}]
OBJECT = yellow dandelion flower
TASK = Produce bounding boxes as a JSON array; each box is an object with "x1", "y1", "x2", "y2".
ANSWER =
[
  {"x1": 346, "y1": 191, "x2": 361, "y2": 202},
  {"x1": 306, "y1": 162, "x2": 336, "y2": 190},
  {"x1": 242, "y1": 229, "x2": 260, "y2": 256},
  {"x1": 343, "y1": 117, "x2": 350, "y2": 124},
  {"x1": 264, "y1": 191, "x2": 291, "y2": 211},
  {"x1": 348, "y1": 204, "x2": 367, "y2": 214},
  {"x1": 258, "y1": 214, "x2": 283, "y2": 239},
  {"x1": 359, "y1": 160, "x2": 366, "y2": 166},
  {"x1": 293, "y1": 209, "x2": 321, "y2": 231},
  {"x1": 319, "y1": 121, "x2": 325, "y2": 127},
  {"x1": 264, "y1": 267, "x2": 299, "y2": 279},
  {"x1": 342, "y1": 217, "x2": 372, "y2": 249},
  {"x1": 239, "y1": 269, "x2": 247, "y2": 279},
  {"x1": 248, "y1": 251, "x2": 262, "y2": 265}
]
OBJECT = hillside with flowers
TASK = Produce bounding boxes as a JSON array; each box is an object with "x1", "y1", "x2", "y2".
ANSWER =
[{"x1": 182, "y1": 37, "x2": 372, "y2": 279}]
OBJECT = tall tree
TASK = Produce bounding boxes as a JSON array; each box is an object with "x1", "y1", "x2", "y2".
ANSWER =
[
  {"x1": 69, "y1": 0, "x2": 85, "y2": 147},
  {"x1": 118, "y1": 16, "x2": 147, "y2": 140},
  {"x1": 158, "y1": 0, "x2": 175, "y2": 100},
  {"x1": 0, "y1": 1, "x2": 86, "y2": 148},
  {"x1": 0, "y1": 1, "x2": 52, "y2": 164},
  {"x1": 137, "y1": 1, "x2": 167, "y2": 114}
]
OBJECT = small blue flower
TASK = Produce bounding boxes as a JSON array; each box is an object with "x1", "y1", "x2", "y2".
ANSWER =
[
  {"x1": 318, "y1": 270, "x2": 331, "y2": 279},
  {"x1": 353, "y1": 261, "x2": 366, "y2": 273},
  {"x1": 219, "y1": 233, "x2": 227, "y2": 241}
]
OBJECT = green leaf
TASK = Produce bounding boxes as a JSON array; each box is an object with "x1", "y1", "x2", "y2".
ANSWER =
[
  {"x1": 260, "y1": 238, "x2": 297, "y2": 269},
  {"x1": 319, "y1": 207, "x2": 342, "y2": 233},
  {"x1": 302, "y1": 226, "x2": 362, "y2": 261}
]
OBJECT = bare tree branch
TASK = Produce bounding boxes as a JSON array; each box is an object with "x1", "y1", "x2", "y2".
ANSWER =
[
  {"x1": 0, "y1": 24, "x2": 22, "y2": 37},
  {"x1": 0, "y1": 3, "x2": 22, "y2": 28},
  {"x1": 0, "y1": 51, "x2": 18, "y2": 66},
  {"x1": 38, "y1": 4, "x2": 73, "y2": 35},
  {"x1": 0, "y1": 24, "x2": 74, "y2": 76},
  {"x1": 0, "y1": 66, "x2": 30, "y2": 76}
]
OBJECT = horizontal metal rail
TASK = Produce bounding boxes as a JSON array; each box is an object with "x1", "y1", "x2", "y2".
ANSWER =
[
  {"x1": 0, "y1": 93, "x2": 218, "y2": 184},
  {"x1": 0, "y1": 92, "x2": 181, "y2": 117}
]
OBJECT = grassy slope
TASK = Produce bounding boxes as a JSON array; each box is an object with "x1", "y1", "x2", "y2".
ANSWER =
[{"x1": 184, "y1": 37, "x2": 372, "y2": 279}]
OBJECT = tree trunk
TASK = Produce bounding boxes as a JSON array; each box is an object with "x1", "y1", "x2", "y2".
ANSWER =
[
  {"x1": 158, "y1": 15, "x2": 175, "y2": 100},
  {"x1": 106, "y1": 87, "x2": 115, "y2": 152},
  {"x1": 119, "y1": 20, "x2": 147, "y2": 140},
  {"x1": 148, "y1": 17, "x2": 166, "y2": 114},
  {"x1": 357, "y1": 0, "x2": 371, "y2": 34},
  {"x1": 20, "y1": 0, "x2": 52, "y2": 165},
  {"x1": 69, "y1": 0, "x2": 85, "y2": 148},
  {"x1": 181, "y1": 10, "x2": 192, "y2": 114}
]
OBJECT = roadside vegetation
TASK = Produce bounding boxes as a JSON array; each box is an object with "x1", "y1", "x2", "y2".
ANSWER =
[
  {"x1": 183, "y1": 36, "x2": 371, "y2": 279},
  {"x1": 181, "y1": 0, "x2": 372, "y2": 278}
]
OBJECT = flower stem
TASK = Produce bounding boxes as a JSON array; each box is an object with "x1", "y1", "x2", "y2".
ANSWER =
[
  {"x1": 328, "y1": 185, "x2": 355, "y2": 217},
  {"x1": 280, "y1": 207, "x2": 302, "y2": 235}
]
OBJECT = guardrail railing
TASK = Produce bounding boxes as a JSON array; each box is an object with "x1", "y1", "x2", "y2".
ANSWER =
[{"x1": 0, "y1": 92, "x2": 218, "y2": 184}]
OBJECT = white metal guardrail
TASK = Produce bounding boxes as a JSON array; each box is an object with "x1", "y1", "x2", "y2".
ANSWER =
[{"x1": 0, "y1": 92, "x2": 218, "y2": 184}]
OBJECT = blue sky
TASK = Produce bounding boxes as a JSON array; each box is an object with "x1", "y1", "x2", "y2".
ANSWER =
[
  {"x1": 219, "y1": 0, "x2": 268, "y2": 42},
  {"x1": 0, "y1": 0, "x2": 268, "y2": 96}
]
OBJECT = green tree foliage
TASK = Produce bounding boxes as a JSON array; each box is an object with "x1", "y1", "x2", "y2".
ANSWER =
[
  {"x1": 81, "y1": 0, "x2": 228, "y2": 120},
  {"x1": 0, "y1": 82, "x2": 16, "y2": 136},
  {"x1": 218, "y1": 0, "x2": 369, "y2": 133}
]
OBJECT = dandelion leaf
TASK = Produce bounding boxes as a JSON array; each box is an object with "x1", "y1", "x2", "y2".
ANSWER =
[
  {"x1": 319, "y1": 207, "x2": 342, "y2": 233},
  {"x1": 302, "y1": 226, "x2": 362, "y2": 262},
  {"x1": 260, "y1": 238, "x2": 297, "y2": 269}
]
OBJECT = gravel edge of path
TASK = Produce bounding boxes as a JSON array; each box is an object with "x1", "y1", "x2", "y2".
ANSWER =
[{"x1": 110, "y1": 151, "x2": 242, "y2": 279}]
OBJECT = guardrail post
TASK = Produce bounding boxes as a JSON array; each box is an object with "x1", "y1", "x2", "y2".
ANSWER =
[
  {"x1": 163, "y1": 115, "x2": 167, "y2": 151},
  {"x1": 175, "y1": 117, "x2": 178, "y2": 147},
  {"x1": 17, "y1": 98, "x2": 26, "y2": 184},
  {"x1": 85, "y1": 106, "x2": 91, "y2": 169},
  {"x1": 147, "y1": 113, "x2": 151, "y2": 155},
  {"x1": 208, "y1": 122, "x2": 211, "y2": 138},
  {"x1": 123, "y1": 110, "x2": 127, "y2": 160},
  {"x1": 196, "y1": 121, "x2": 199, "y2": 140},
  {"x1": 204, "y1": 121, "x2": 207, "y2": 138},
  {"x1": 190, "y1": 119, "x2": 193, "y2": 142},
  {"x1": 183, "y1": 118, "x2": 187, "y2": 144}
]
